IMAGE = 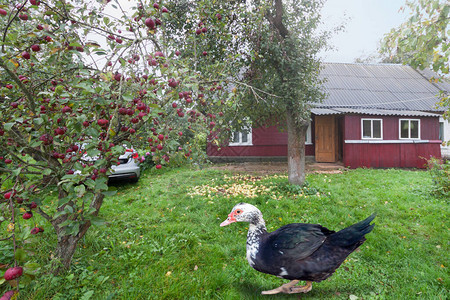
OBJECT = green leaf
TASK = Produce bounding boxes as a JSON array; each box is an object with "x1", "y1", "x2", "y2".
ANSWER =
[
  {"x1": 43, "y1": 168, "x2": 52, "y2": 176},
  {"x1": 33, "y1": 118, "x2": 44, "y2": 125},
  {"x1": 102, "y1": 189, "x2": 117, "y2": 197},
  {"x1": 12, "y1": 168, "x2": 22, "y2": 176},
  {"x1": 122, "y1": 91, "x2": 133, "y2": 102},
  {"x1": 64, "y1": 205, "x2": 74, "y2": 214},
  {"x1": 53, "y1": 210, "x2": 68, "y2": 219},
  {"x1": 89, "y1": 216, "x2": 106, "y2": 226},
  {"x1": 74, "y1": 185, "x2": 86, "y2": 197},
  {"x1": 3, "y1": 123, "x2": 14, "y2": 131},
  {"x1": 15, "y1": 248, "x2": 27, "y2": 262}
]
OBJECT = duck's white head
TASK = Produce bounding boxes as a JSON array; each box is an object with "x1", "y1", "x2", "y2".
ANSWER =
[{"x1": 220, "y1": 203, "x2": 264, "y2": 227}]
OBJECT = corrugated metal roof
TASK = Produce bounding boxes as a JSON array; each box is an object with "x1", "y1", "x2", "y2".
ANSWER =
[
  {"x1": 311, "y1": 107, "x2": 441, "y2": 117},
  {"x1": 318, "y1": 63, "x2": 447, "y2": 112}
]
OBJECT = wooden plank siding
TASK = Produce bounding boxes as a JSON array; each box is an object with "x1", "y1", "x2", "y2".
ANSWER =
[
  {"x1": 207, "y1": 114, "x2": 441, "y2": 169},
  {"x1": 342, "y1": 114, "x2": 441, "y2": 168},
  {"x1": 206, "y1": 125, "x2": 315, "y2": 158}
]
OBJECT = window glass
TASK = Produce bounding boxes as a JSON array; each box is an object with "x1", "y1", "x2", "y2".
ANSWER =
[
  {"x1": 373, "y1": 120, "x2": 381, "y2": 138},
  {"x1": 241, "y1": 133, "x2": 248, "y2": 143},
  {"x1": 410, "y1": 120, "x2": 419, "y2": 138},
  {"x1": 362, "y1": 120, "x2": 371, "y2": 138},
  {"x1": 232, "y1": 132, "x2": 239, "y2": 143},
  {"x1": 439, "y1": 122, "x2": 444, "y2": 141},
  {"x1": 401, "y1": 120, "x2": 409, "y2": 138}
]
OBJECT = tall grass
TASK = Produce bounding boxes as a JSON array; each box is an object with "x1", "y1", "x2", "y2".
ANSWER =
[{"x1": 6, "y1": 167, "x2": 449, "y2": 299}]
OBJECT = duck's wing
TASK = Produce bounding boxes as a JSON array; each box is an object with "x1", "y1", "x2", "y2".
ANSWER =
[{"x1": 268, "y1": 223, "x2": 335, "y2": 260}]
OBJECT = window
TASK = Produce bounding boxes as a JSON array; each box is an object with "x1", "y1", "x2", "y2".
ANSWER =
[
  {"x1": 305, "y1": 122, "x2": 312, "y2": 144},
  {"x1": 362, "y1": 119, "x2": 382, "y2": 139},
  {"x1": 399, "y1": 119, "x2": 420, "y2": 139},
  {"x1": 229, "y1": 127, "x2": 252, "y2": 146},
  {"x1": 439, "y1": 121, "x2": 444, "y2": 142}
]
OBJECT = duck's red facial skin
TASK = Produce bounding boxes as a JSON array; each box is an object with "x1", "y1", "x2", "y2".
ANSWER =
[{"x1": 220, "y1": 209, "x2": 242, "y2": 227}]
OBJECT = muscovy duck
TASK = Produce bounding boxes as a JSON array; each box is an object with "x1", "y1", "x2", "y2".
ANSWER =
[{"x1": 220, "y1": 203, "x2": 375, "y2": 295}]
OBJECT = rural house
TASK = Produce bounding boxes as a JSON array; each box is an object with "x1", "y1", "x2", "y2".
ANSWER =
[{"x1": 207, "y1": 63, "x2": 450, "y2": 168}]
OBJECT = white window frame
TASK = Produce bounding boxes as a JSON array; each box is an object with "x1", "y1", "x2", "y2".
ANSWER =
[
  {"x1": 439, "y1": 118, "x2": 445, "y2": 142},
  {"x1": 361, "y1": 118, "x2": 383, "y2": 140},
  {"x1": 399, "y1": 119, "x2": 420, "y2": 140},
  {"x1": 229, "y1": 126, "x2": 253, "y2": 146}
]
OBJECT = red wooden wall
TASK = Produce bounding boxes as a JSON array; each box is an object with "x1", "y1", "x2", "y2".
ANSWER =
[
  {"x1": 342, "y1": 115, "x2": 441, "y2": 169},
  {"x1": 207, "y1": 114, "x2": 441, "y2": 169},
  {"x1": 207, "y1": 125, "x2": 315, "y2": 157}
]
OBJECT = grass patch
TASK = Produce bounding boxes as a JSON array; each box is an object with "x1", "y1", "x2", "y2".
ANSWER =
[{"x1": 5, "y1": 167, "x2": 449, "y2": 299}]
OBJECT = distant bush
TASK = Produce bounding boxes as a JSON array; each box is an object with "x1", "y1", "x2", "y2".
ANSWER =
[{"x1": 426, "y1": 157, "x2": 450, "y2": 197}]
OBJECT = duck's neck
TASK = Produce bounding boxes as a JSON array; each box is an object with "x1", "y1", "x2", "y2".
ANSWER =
[{"x1": 246, "y1": 218, "x2": 267, "y2": 267}]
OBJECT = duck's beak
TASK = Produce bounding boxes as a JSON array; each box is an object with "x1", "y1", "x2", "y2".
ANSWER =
[{"x1": 220, "y1": 213, "x2": 236, "y2": 227}]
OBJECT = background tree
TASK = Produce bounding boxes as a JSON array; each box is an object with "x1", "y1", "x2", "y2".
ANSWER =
[
  {"x1": 381, "y1": 0, "x2": 449, "y2": 118},
  {"x1": 242, "y1": 0, "x2": 329, "y2": 185},
  {"x1": 164, "y1": 0, "x2": 331, "y2": 186}
]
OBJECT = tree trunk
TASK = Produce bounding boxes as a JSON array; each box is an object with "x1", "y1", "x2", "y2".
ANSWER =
[
  {"x1": 51, "y1": 190, "x2": 105, "y2": 273},
  {"x1": 286, "y1": 110, "x2": 308, "y2": 186}
]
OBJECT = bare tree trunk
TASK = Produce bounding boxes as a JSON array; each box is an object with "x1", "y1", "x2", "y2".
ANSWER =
[
  {"x1": 51, "y1": 189, "x2": 105, "y2": 273},
  {"x1": 286, "y1": 110, "x2": 308, "y2": 186}
]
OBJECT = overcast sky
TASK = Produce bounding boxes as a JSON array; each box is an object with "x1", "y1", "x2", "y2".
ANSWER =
[
  {"x1": 103, "y1": 0, "x2": 411, "y2": 64},
  {"x1": 318, "y1": 0, "x2": 410, "y2": 63}
]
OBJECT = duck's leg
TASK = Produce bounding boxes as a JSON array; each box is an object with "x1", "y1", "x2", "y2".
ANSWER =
[
  {"x1": 261, "y1": 280, "x2": 300, "y2": 295},
  {"x1": 288, "y1": 281, "x2": 313, "y2": 294}
]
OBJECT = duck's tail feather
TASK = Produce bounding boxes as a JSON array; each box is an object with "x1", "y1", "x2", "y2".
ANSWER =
[{"x1": 328, "y1": 213, "x2": 376, "y2": 247}]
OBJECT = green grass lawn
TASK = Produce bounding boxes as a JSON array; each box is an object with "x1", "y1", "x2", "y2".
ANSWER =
[{"x1": 15, "y1": 167, "x2": 450, "y2": 299}]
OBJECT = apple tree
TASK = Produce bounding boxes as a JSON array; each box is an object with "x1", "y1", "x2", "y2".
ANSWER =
[{"x1": 0, "y1": 0, "x2": 245, "y2": 290}]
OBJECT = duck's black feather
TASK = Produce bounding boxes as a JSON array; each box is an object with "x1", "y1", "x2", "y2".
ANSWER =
[{"x1": 268, "y1": 223, "x2": 334, "y2": 260}]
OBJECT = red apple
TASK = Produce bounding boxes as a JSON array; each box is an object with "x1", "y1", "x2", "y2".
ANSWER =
[
  {"x1": 19, "y1": 14, "x2": 28, "y2": 21},
  {"x1": 23, "y1": 212, "x2": 33, "y2": 219},
  {"x1": 0, "y1": 9, "x2": 7, "y2": 16},
  {"x1": 161, "y1": 7, "x2": 168, "y2": 13},
  {"x1": 155, "y1": 164, "x2": 162, "y2": 169},
  {"x1": 61, "y1": 106, "x2": 72, "y2": 113},
  {"x1": 1, "y1": 290, "x2": 17, "y2": 300},
  {"x1": 30, "y1": 0, "x2": 40, "y2": 5},
  {"x1": 22, "y1": 51, "x2": 31, "y2": 59},
  {"x1": 3, "y1": 267, "x2": 23, "y2": 281},
  {"x1": 4, "y1": 192, "x2": 12, "y2": 199},
  {"x1": 145, "y1": 18, "x2": 155, "y2": 29},
  {"x1": 153, "y1": 3, "x2": 159, "y2": 9},
  {"x1": 216, "y1": 13, "x2": 222, "y2": 20},
  {"x1": 114, "y1": 73, "x2": 122, "y2": 81},
  {"x1": 31, "y1": 227, "x2": 40, "y2": 234},
  {"x1": 202, "y1": 51, "x2": 207, "y2": 56}
]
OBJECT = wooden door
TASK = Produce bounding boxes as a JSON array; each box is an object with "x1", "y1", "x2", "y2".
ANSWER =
[{"x1": 315, "y1": 115, "x2": 337, "y2": 162}]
